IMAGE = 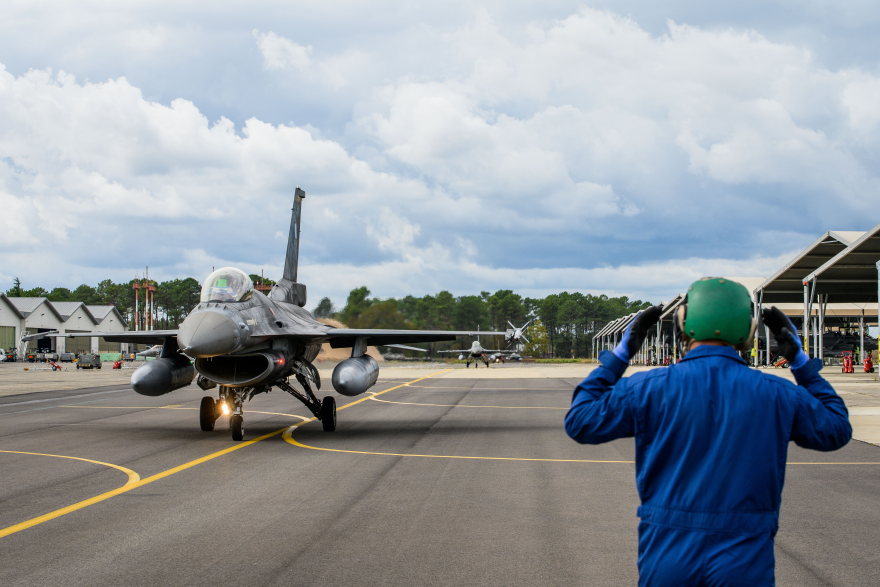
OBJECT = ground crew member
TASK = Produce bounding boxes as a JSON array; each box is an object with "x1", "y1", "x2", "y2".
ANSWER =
[
  {"x1": 565, "y1": 278, "x2": 851, "y2": 586},
  {"x1": 750, "y1": 343, "x2": 757, "y2": 366}
]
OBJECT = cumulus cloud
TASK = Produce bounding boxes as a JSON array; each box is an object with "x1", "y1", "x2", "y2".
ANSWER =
[
  {"x1": 254, "y1": 30, "x2": 347, "y2": 89},
  {"x1": 1, "y1": 4, "x2": 880, "y2": 306}
]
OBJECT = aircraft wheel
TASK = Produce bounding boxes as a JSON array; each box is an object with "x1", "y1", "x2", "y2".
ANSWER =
[
  {"x1": 200, "y1": 396, "x2": 216, "y2": 431},
  {"x1": 321, "y1": 396, "x2": 336, "y2": 432},
  {"x1": 230, "y1": 415, "x2": 244, "y2": 441}
]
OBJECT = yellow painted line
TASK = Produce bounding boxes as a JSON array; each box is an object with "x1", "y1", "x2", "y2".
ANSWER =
[
  {"x1": 0, "y1": 450, "x2": 140, "y2": 485},
  {"x1": 0, "y1": 428, "x2": 287, "y2": 540},
  {"x1": 403, "y1": 384, "x2": 572, "y2": 391},
  {"x1": 369, "y1": 396, "x2": 567, "y2": 410},
  {"x1": 0, "y1": 450, "x2": 141, "y2": 539},
  {"x1": 284, "y1": 433, "x2": 635, "y2": 463},
  {"x1": 0, "y1": 371, "x2": 449, "y2": 540}
]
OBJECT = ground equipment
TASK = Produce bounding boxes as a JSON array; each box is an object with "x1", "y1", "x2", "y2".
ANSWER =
[
  {"x1": 773, "y1": 356, "x2": 790, "y2": 368},
  {"x1": 865, "y1": 354, "x2": 875, "y2": 374},
  {"x1": 842, "y1": 351, "x2": 854, "y2": 373}
]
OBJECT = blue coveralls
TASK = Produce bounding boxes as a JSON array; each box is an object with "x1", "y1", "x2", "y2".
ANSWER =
[{"x1": 565, "y1": 346, "x2": 852, "y2": 587}]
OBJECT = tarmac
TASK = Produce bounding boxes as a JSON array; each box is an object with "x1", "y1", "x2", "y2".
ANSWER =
[{"x1": 0, "y1": 362, "x2": 877, "y2": 585}]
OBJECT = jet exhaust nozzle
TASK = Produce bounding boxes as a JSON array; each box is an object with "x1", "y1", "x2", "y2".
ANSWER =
[
  {"x1": 332, "y1": 355, "x2": 379, "y2": 396},
  {"x1": 131, "y1": 355, "x2": 195, "y2": 397}
]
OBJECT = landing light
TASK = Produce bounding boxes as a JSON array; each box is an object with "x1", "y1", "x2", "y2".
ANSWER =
[{"x1": 221, "y1": 403, "x2": 230, "y2": 415}]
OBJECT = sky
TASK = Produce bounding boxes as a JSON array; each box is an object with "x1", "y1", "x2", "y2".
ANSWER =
[{"x1": 1, "y1": 1, "x2": 880, "y2": 308}]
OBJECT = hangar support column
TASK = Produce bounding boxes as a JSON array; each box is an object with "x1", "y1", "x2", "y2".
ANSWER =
[
  {"x1": 860, "y1": 311, "x2": 864, "y2": 365},
  {"x1": 803, "y1": 281, "x2": 810, "y2": 356}
]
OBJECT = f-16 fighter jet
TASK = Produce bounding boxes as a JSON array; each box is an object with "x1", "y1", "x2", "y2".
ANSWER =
[
  {"x1": 43, "y1": 188, "x2": 502, "y2": 440},
  {"x1": 437, "y1": 340, "x2": 518, "y2": 368}
]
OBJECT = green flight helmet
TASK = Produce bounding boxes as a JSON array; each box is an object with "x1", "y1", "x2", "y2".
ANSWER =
[{"x1": 679, "y1": 277, "x2": 755, "y2": 348}]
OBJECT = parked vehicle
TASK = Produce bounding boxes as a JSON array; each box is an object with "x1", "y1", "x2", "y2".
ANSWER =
[
  {"x1": 59, "y1": 352, "x2": 75, "y2": 363},
  {"x1": 76, "y1": 354, "x2": 102, "y2": 369}
]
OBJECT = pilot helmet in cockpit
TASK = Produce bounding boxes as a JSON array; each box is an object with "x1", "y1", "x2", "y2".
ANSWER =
[{"x1": 200, "y1": 267, "x2": 254, "y2": 303}]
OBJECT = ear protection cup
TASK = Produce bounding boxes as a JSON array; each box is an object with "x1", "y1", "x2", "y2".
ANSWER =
[
  {"x1": 674, "y1": 304, "x2": 687, "y2": 337},
  {"x1": 734, "y1": 317, "x2": 757, "y2": 352}
]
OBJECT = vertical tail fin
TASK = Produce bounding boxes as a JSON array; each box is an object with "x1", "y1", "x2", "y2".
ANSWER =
[
  {"x1": 283, "y1": 187, "x2": 306, "y2": 282},
  {"x1": 269, "y1": 186, "x2": 308, "y2": 307}
]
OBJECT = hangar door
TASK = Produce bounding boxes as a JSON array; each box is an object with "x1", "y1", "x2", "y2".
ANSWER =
[
  {"x1": 65, "y1": 331, "x2": 91, "y2": 354},
  {"x1": 99, "y1": 339, "x2": 121, "y2": 353},
  {"x1": 0, "y1": 326, "x2": 14, "y2": 350}
]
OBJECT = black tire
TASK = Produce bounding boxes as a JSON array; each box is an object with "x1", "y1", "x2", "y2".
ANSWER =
[
  {"x1": 321, "y1": 396, "x2": 337, "y2": 432},
  {"x1": 97, "y1": 365, "x2": 102, "y2": 370},
  {"x1": 230, "y1": 415, "x2": 244, "y2": 441},
  {"x1": 200, "y1": 396, "x2": 216, "y2": 431}
]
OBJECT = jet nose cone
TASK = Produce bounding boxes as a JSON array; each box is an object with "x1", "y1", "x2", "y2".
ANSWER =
[{"x1": 177, "y1": 311, "x2": 240, "y2": 357}]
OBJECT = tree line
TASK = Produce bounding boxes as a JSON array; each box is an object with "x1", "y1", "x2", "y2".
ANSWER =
[
  {"x1": 315, "y1": 287, "x2": 652, "y2": 358},
  {"x1": 7, "y1": 276, "x2": 651, "y2": 357},
  {"x1": 5, "y1": 276, "x2": 201, "y2": 331}
]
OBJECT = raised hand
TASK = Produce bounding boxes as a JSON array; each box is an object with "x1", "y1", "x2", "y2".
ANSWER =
[{"x1": 613, "y1": 305, "x2": 664, "y2": 363}]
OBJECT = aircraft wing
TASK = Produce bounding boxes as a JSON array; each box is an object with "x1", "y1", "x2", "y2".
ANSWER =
[
  {"x1": 322, "y1": 329, "x2": 503, "y2": 349},
  {"x1": 37, "y1": 330, "x2": 179, "y2": 346}
]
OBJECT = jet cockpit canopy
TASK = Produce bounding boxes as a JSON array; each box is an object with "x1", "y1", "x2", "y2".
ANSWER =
[{"x1": 200, "y1": 267, "x2": 254, "y2": 303}]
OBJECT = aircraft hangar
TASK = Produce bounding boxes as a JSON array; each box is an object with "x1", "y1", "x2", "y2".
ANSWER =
[
  {"x1": 592, "y1": 224, "x2": 880, "y2": 365},
  {"x1": 0, "y1": 294, "x2": 128, "y2": 354}
]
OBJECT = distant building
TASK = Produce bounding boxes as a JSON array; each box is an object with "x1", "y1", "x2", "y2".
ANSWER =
[{"x1": 0, "y1": 295, "x2": 128, "y2": 354}]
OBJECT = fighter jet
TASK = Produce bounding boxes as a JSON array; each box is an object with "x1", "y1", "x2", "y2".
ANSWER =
[
  {"x1": 45, "y1": 188, "x2": 503, "y2": 440},
  {"x1": 437, "y1": 340, "x2": 518, "y2": 367}
]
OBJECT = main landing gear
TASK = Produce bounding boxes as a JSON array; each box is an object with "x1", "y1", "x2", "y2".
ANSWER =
[
  {"x1": 466, "y1": 355, "x2": 490, "y2": 368},
  {"x1": 275, "y1": 358, "x2": 336, "y2": 432}
]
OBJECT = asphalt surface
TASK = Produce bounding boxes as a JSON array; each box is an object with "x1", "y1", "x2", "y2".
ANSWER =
[{"x1": 0, "y1": 373, "x2": 877, "y2": 586}]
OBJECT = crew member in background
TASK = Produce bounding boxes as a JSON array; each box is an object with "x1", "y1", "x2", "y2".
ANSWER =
[
  {"x1": 750, "y1": 343, "x2": 757, "y2": 366},
  {"x1": 565, "y1": 277, "x2": 851, "y2": 586}
]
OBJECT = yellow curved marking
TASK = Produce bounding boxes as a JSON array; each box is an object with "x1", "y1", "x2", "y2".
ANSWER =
[
  {"x1": 283, "y1": 429, "x2": 634, "y2": 463},
  {"x1": 0, "y1": 450, "x2": 140, "y2": 539},
  {"x1": 369, "y1": 396, "x2": 567, "y2": 410},
  {"x1": 283, "y1": 434, "x2": 880, "y2": 467},
  {"x1": 0, "y1": 370, "x2": 450, "y2": 540},
  {"x1": 403, "y1": 384, "x2": 573, "y2": 391},
  {"x1": 0, "y1": 450, "x2": 140, "y2": 485}
]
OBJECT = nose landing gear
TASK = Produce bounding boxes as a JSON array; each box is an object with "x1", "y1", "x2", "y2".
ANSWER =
[{"x1": 230, "y1": 414, "x2": 244, "y2": 441}]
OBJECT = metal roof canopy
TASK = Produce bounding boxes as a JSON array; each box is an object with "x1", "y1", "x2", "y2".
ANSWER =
[
  {"x1": 803, "y1": 223, "x2": 880, "y2": 303},
  {"x1": 754, "y1": 231, "x2": 864, "y2": 304}
]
